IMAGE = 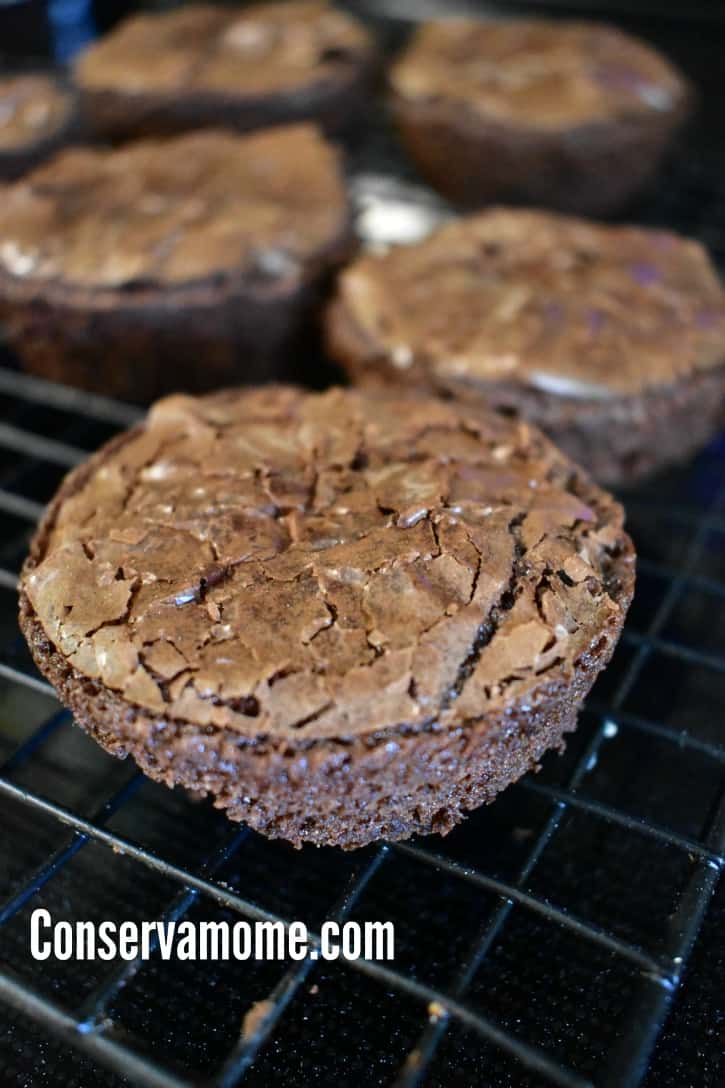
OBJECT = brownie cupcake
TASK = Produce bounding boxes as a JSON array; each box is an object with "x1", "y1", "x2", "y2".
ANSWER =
[
  {"x1": 389, "y1": 19, "x2": 692, "y2": 215},
  {"x1": 20, "y1": 385, "x2": 634, "y2": 849},
  {"x1": 327, "y1": 208, "x2": 725, "y2": 487},
  {"x1": 74, "y1": 1, "x2": 376, "y2": 142},
  {"x1": 0, "y1": 73, "x2": 80, "y2": 180},
  {"x1": 0, "y1": 124, "x2": 353, "y2": 403}
]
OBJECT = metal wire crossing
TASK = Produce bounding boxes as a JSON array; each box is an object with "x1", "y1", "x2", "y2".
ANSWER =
[{"x1": 0, "y1": 361, "x2": 720, "y2": 1088}]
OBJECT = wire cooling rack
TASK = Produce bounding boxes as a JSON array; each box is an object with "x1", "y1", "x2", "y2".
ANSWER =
[
  {"x1": 0, "y1": 361, "x2": 722, "y2": 1088},
  {"x1": 0, "y1": 288, "x2": 723, "y2": 1088},
  {"x1": 1, "y1": 3, "x2": 724, "y2": 1086}
]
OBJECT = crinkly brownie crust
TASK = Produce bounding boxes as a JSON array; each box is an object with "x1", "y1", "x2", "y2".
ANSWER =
[
  {"x1": 389, "y1": 19, "x2": 692, "y2": 215},
  {"x1": 74, "y1": 1, "x2": 376, "y2": 141},
  {"x1": 0, "y1": 126, "x2": 354, "y2": 403},
  {"x1": 327, "y1": 208, "x2": 725, "y2": 487},
  {"x1": 20, "y1": 387, "x2": 634, "y2": 848}
]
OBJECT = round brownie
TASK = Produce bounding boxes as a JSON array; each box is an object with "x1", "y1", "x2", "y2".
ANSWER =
[
  {"x1": 0, "y1": 125, "x2": 353, "y2": 403},
  {"x1": 389, "y1": 18, "x2": 692, "y2": 215},
  {"x1": 0, "y1": 73, "x2": 80, "y2": 180},
  {"x1": 327, "y1": 208, "x2": 725, "y2": 487},
  {"x1": 74, "y1": 1, "x2": 376, "y2": 142},
  {"x1": 19, "y1": 385, "x2": 634, "y2": 849}
]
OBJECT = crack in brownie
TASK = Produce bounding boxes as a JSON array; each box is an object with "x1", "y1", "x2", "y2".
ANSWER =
[
  {"x1": 20, "y1": 386, "x2": 634, "y2": 848},
  {"x1": 327, "y1": 207, "x2": 725, "y2": 486},
  {"x1": 389, "y1": 18, "x2": 692, "y2": 214}
]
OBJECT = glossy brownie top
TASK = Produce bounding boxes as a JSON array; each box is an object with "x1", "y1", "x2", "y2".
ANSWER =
[
  {"x1": 23, "y1": 385, "x2": 631, "y2": 739},
  {"x1": 391, "y1": 19, "x2": 689, "y2": 128},
  {"x1": 75, "y1": 1, "x2": 373, "y2": 98},
  {"x1": 0, "y1": 125, "x2": 349, "y2": 289},
  {"x1": 330, "y1": 208, "x2": 725, "y2": 398}
]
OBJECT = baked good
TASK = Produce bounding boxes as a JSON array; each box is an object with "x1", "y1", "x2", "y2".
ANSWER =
[
  {"x1": 389, "y1": 18, "x2": 692, "y2": 215},
  {"x1": 0, "y1": 73, "x2": 80, "y2": 180},
  {"x1": 327, "y1": 208, "x2": 725, "y2": 487},
  {"x1": 19, "y1": 385, "x2": 634, "y2": 849},
  {"x1": 74, "y1": 1, "x2": 376, "y2": 142},
  {"x1": 0, "y1": 124, "x2": 353, "y2": 403}
]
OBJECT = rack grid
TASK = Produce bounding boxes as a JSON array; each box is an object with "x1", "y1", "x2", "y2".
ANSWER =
[{"x1": 0, "y1": 299, "x2": 722, "y2": 1088}]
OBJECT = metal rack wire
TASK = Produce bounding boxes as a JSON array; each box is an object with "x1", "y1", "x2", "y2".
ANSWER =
[
  {"x1": 0, "y1": 4, "x2": 724, "y2": 1084},
  {"x1": 0, "y1": 329, "x2": 722, "y2": 1088}
]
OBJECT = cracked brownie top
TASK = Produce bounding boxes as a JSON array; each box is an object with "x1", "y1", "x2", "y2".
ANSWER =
[
  {"x1": 0, "y1": 125, "x2": 348, "y2": 290},
  {"x1": 75, "y1": 1, "x2": 373, "y2": 99},
  {"x1": 390, "y1": 19, "x2": 688, "y2": 129},
  {"x1": 330, "y1": 208, "x2": 725, "y2": 399},
  {"x1": 23, "y1": 386, "x2": 632, "y2": 740}
]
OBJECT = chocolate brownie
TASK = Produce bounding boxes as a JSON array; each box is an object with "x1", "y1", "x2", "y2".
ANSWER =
[
  {"x1": 0, "y1": 73, "x2": 80, "y2": 180},
  {"x1": 327, "y1": 208, "x2": 725, "y2": 487},
  {"x1": 74, "y1": 1, "x2": 376, "y2": 142},
  {"x1": 389, "y1": 19, "x2": 692, "y2": 215},
  {"x1": 0, "y1": 125, "x2": 353, "y2": 403},
  {"x1": 19, "y1": 385, "x2": 634, "y2": 849}
]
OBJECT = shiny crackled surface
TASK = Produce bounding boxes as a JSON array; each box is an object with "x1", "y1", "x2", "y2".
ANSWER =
[
  {"x1": 334, "y1": 208, "x2": 725, "y2": 398},
  {"x1": 76, "y1": 1, "x2": 372, "y2": 97},
  {"x1": 391, "y1": 19, "x2": 687, "y2": 128},
  {"x1": 0, "y1": 75, "x2": 71, "y2": 151},
  {"x1": 24, "y1": 387, "x2": 629, "y2": 740},
  {"x1": 0, "y1": 126, "x2": 347, "y2": 289}
]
